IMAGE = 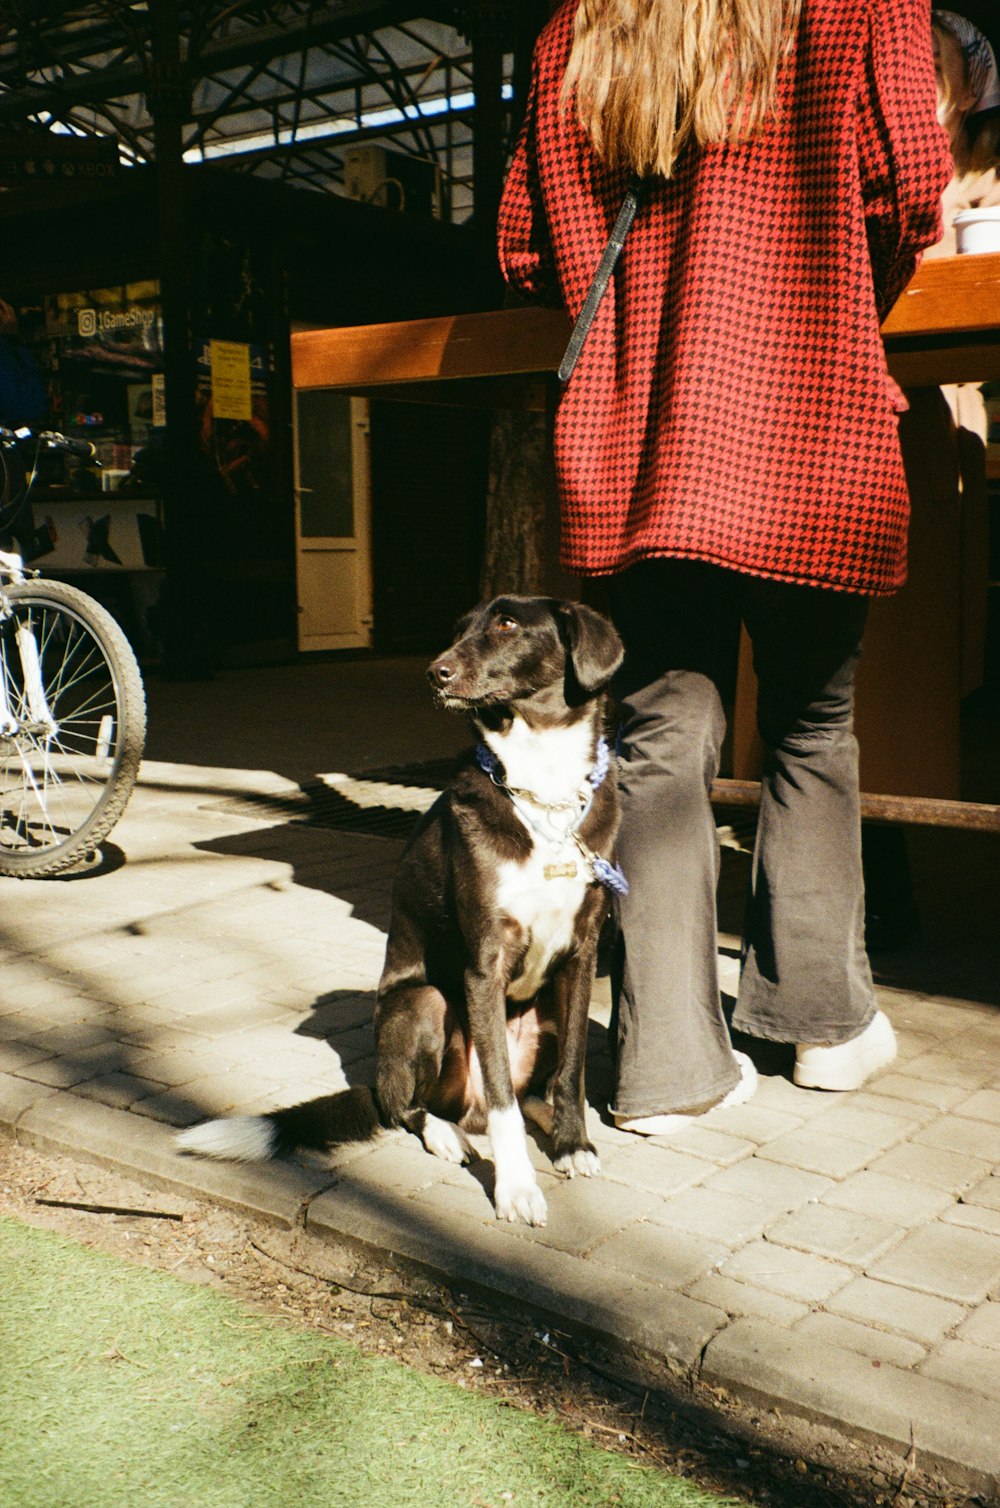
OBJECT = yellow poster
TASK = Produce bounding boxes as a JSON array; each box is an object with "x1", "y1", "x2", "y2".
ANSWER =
[
  {"x1": 209, "y1": 339, "x2": 252, "y2": 421},
  {"x1": 151, "y1": 372, "x2": 166, "y2": 427}
]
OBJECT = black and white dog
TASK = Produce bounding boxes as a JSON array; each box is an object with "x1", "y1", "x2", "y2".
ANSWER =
[{"x1": 178, "y1": 595, "x2": 624, "y2": 1227}]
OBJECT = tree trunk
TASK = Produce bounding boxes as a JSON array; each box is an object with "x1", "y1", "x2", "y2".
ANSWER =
[{"x1": 480, "y1": 404, "x2": 578, "y2": 600}]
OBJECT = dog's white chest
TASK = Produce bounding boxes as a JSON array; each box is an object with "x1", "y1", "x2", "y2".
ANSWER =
[
  {"x1": 481, "y1": 714, "x2": 598, "y2": 1001},
  {"x1": 484, "y1": 719, "x2": 593, "y2": 806},
  {"x1": 497, "y1": 845, "x2": 588, "y2": 1001}
]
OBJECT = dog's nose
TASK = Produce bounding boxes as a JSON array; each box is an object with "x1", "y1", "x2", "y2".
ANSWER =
[{"x1": 428, "y1": 658, "x2": 456, "y2": 688}]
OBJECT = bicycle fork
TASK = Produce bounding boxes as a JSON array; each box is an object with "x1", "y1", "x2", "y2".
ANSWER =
[{"x1": 0, "y1": 597, "x2": 58, "y2": 739}]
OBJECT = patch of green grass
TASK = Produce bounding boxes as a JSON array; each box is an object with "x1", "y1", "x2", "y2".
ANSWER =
[{"x1": 0, "y1": 1215, "x2": 739, "y2": 1508}]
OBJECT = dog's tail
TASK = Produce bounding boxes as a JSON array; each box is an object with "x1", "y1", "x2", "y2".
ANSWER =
[{"x1": 175, "y1": 1086, "x2": 381, "y2": 1163}]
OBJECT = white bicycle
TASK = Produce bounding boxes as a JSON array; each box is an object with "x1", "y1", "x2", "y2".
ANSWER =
[{"x1": 0, "y1": 426, "x2": 146, "y2": 877}]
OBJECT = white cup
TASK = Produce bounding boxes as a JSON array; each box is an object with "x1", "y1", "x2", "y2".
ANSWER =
[{"x1": 953, "y1": 207, "x2": 1000, "y2": 255}]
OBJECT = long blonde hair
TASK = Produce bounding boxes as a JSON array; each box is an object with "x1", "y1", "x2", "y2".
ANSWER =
[{"x1": 562, "y1": 0, "x2": 802, "y2": 179}]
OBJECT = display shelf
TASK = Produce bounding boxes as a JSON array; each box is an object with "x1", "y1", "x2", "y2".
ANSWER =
[{"x1": 22, "y1": 494, "x2": 162, "y2": 573}]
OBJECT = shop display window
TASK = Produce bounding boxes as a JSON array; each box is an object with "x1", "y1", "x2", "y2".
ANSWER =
[{"x1": 13, "y1": 282, "x2": 164, "y2": 577}]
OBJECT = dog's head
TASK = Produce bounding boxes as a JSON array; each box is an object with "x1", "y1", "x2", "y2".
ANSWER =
[{"x1": 427, "y1": 596, "x2": 623, "y2": 717}]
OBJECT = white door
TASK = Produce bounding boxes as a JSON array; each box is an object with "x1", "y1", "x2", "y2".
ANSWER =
[{"x1": 293, "y1": 391, "x2": 373, "y2": 651}]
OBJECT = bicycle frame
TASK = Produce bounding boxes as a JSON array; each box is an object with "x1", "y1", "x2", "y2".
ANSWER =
[{"x1": 0, "y1": 546, "x2": 26, "y2": 583}]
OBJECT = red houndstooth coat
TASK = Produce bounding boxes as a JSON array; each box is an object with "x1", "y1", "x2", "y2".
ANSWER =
[{"x1": 497, "y1": 0, "x2": 953, "y2": 594}]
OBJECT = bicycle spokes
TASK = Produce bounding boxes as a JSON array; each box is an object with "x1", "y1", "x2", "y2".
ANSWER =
[{"x1": 0, "y1": 586, "x2": 144, "y2": 872}]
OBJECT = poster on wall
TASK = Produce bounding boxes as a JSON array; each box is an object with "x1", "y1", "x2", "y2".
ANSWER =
[
  {"x1": 194, "y1": 338, "x2": 270, "y2": 497},
  {"x1": 209, "y1": 339, "x2": 253, "y2": 421}
]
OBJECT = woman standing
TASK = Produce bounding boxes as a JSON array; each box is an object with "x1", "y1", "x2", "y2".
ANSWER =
[{"x1": 498, "y1": 0, "x2": 952, "y2": 1132}]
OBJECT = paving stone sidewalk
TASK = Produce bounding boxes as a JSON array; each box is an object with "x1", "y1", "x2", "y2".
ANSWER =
[{"x1": 1, "y1": 657, "x2": 999, "y2": 1499}]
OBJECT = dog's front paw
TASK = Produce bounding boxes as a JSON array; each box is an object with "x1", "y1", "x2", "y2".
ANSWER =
[
  {"x1": 553, "y1": 1145, "x2": 601, "y2": 1178},
  {"x1": 421, "y1": 1113, "x2": 474, "y2": 1165},
  {"x1": 494, "y1": 1177, "x2": 548, "y2": 1226}
]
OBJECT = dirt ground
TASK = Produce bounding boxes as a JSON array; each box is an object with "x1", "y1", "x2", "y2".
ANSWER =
[{"x1": 0, "y1": 1136, "x2": 988, "y2": 1508}]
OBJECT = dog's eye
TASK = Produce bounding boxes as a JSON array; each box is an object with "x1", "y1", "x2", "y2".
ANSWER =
[{"x1": 495, "y1": 616, "x2": 519, "y2": 635}]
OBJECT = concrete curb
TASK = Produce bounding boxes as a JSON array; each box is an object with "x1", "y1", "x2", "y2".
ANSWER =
[
  {"x1": 6, "y1": 1077, "x2": 335, "y2": 1228},
  {"x1": 305, "y1": 1175, "x2": 728, "y2": 1378},
  {"x1": 701, "y1": 1318, "x2": 1000, "y2": 1491}
]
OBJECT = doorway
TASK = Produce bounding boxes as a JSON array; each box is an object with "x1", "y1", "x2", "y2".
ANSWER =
[{"x1": 293, "y1": 391, "x2": 373, "y2": 651}]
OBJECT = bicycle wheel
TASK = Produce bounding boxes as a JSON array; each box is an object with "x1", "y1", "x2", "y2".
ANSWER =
[{"x1": 0, "y1": 579, "x2": 146, "y2": 877}]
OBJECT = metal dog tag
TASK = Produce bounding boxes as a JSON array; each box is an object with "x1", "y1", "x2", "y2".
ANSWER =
[{"x1": 544, "y1": 861, "x2": 578, "y2": 880}]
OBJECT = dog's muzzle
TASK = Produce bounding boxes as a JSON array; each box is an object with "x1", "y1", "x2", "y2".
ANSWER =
[
  {"x1": 427, "y1": 654, "x2": 491, "y2": 706},
  {"x1": 428, "y1": 654, "x2": 458, "y2": 691}
]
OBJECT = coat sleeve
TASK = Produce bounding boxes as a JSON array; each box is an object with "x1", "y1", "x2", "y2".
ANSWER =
[
  {"x1": 857, "y1": 0, "x2": 953, "y2": 320},
  {"x1": 497, "y1": 54, "x2": 562, "y2": 308}
]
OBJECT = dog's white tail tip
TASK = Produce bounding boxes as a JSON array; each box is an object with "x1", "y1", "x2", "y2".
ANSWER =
[{"x1": 175, "y1": 1115, "x2": 276, "y2": 1162}]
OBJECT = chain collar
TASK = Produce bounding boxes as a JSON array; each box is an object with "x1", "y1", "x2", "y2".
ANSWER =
[{"x1": 474, "y1": 736, "x2": 628, "y2": 895}]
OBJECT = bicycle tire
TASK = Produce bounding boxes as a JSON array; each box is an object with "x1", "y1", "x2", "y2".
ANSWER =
[{"x1": 0, "y1": 580, "x2": 146, "y2": 877}]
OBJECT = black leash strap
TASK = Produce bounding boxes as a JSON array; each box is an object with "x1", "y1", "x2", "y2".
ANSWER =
[{"x1": 557, "y1": 175, "x2": 653, "y2": 385}]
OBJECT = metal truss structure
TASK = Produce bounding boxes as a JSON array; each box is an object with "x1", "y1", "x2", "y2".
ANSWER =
[{"x1": 0, "y1": 2, "x2": 540, "y2": 222}]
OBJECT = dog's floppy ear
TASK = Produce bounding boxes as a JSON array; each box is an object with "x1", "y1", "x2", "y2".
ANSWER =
[{"x1": 556, "y1": 601, "x2": 624, "y2": 696}]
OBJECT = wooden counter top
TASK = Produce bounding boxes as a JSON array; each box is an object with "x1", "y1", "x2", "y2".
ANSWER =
[
  {"x1": 291, "y1": 253, "x2": 1000, "y2": 398},
  {"x1": 291, "y1": 307, "x2": 569, "y2": 409},
  {"x1": 881, "y1": 250, "x2": 1000, "y2": 386}
]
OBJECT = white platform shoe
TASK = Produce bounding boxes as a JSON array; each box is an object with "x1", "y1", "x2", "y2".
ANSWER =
[
  {"x1": 615, "y1": 1050, "x2": 758, "y2": 1136},
  {"x1": 793, "y1": 1009, "x2": 897, "y2": 1091}
]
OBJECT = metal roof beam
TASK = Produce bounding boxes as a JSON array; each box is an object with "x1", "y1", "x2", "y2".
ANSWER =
[
  {"x1": 0, "y1": 0, "x2": 437, "y2": 123},
  {"x1": 195, "y1": 92, "x2": 478, "y2": 169}
]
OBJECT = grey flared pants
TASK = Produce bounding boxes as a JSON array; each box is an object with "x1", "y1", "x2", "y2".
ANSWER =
[{"x1": 605, "y1": 561, "x2": 877, "y2": 1119}]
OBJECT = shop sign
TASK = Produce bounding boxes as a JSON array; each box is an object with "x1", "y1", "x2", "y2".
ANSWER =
[{"x1": 0, "y1": 132, "x2": 120, "y2": 184}]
